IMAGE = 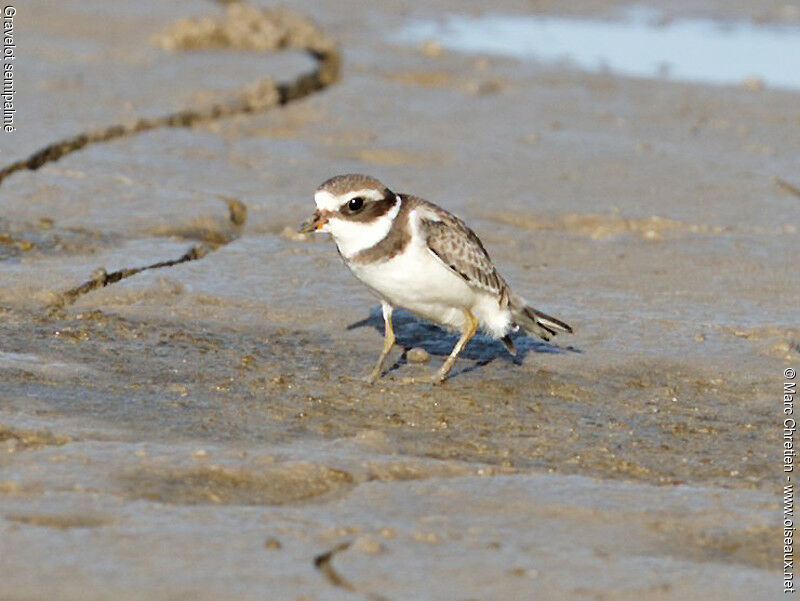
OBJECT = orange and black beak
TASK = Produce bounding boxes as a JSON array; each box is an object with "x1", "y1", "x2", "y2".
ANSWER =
[{"x1": 299, "y1": 209, "x2": 328, "y2": 233}]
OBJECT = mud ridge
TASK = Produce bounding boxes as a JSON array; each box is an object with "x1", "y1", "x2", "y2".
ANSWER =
[
  {"x1": 488, "y1": 210, "x2": 798, "y2": 239},
  {"x1": 0, "y1": 2, "x2": 339, "y2": 187},
  {"x1": 0, "y1": 424, "x2": 69, "y2": 450}
]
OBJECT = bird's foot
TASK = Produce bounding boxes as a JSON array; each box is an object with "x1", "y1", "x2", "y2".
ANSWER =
[{"x1": 364, "y1": 369, "x2": 382, "y2": 384}]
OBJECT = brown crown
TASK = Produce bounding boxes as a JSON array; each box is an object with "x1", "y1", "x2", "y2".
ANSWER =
[{"x1": 316, "y1": 173, "x2": 389, "y2": 197}]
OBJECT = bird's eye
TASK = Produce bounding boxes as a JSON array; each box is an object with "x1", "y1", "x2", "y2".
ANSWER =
[{"x1": 348, "y1": 197, "x2": 364, "y2": 212}]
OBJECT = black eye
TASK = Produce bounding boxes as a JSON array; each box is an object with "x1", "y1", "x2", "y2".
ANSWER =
[{"x1": 348, "y1": 197, "x2": 364, "y2": 212}]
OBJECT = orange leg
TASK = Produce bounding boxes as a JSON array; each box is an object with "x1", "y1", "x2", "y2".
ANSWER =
[
  {"x1": 366, "y1": 302, "x2": 395, "y2": 383},
  {"x1": 434, "y1": 309, "x2": 478, "y2": 383}
]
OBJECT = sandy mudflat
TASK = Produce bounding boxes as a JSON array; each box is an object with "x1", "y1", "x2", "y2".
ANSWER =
[{"x1": 0, "y1": 1, "x2": 797, "y2": 599}]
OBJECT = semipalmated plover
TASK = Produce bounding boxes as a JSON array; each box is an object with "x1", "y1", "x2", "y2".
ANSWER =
[{"x1": 300, "y1": 174, "x2": 572, "y2": 383}]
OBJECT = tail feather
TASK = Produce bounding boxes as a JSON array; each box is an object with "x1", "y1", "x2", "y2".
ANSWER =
[
  {"x1": 529, "y1": 307, "x2": 573, "y2": 334},
  {"x1": 500, "y1": 334, "x2": 517, "y2": 356},
  {"x1": 510, "y1": 295, "x2": 572, "y2": 342}
]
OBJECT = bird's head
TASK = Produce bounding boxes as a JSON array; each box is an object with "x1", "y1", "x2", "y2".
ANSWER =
[{"x1": 300, "y1": 174, "x2": 401, "y2": 258}]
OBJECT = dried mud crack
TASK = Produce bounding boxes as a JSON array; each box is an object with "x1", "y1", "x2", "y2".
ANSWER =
[
  {"x1": 45, "y1": 196, "x2": 248, "y2": 311},
  {"x1": 314, "y1": 541, "x2": 357, "y2": 592},
  {"x1": 46, "y1": 244, "x2": 207, "y2": 314},
  {"x1": 314, "y1": 540, "x2": 393, "y2": 601},
  {"x1": 776, "y1": 176, "x2": 800, "y2": 200}
]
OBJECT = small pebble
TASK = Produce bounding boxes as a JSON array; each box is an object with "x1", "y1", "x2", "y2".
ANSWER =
[
  {"x1": 466, "y1": 79, "x2": 502, "y2": 95},
  {"x1": 264, "y1": 537, "x2": 282, "y2": 550},
  {"x1": 0, "y1": 480, "x2": 21, "y2": 494},
  {"x1": 280, "y1": 225, "x2": 310, "y2": 242},
  {"x1": 769, "y1": 341, "x2": 799, "y2": 360},
  {"x1": 742, "y1": 76, "x2": 764, "y2": 91},
  {"x1": 167, "y1": 383, "x2": 189, "y2": 397},
  {"x1": 413, "y1": 531, "x2": 440, "y2": 544},
  {"x1": 352, "y1": 535, "x2": 383, "y2": 554},
  {"x1": 420, "y1": 40, "x2": 443, "y2": 57},
  {"x1": 406, "y1": 347, "x2": 430, "y2": 364}
]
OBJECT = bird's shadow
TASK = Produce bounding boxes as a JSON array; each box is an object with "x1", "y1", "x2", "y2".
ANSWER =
[{"x1": 347, "y1": 306, "x2": 580, "y2": 378}]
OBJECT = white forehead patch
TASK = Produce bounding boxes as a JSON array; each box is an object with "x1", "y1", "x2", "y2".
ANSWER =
[
  {"x1": 314, "y1": 188, "x2": 385, "y2": 212},
  {"x1": 314, "y1": 190, "x2": 340, "y2": 212}
]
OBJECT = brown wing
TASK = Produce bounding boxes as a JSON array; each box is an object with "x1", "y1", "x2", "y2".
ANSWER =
[{"x1": 415, "y1": 199, "x2": 509, "y2": 303}]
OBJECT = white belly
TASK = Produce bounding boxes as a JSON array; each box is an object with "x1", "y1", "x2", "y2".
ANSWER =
[
  {"x1": 345, "y1": 242, "x2": 513, "y2": 340},
  {"x1": 348, "y1": 243, "x2": 476, "y2": 328}
]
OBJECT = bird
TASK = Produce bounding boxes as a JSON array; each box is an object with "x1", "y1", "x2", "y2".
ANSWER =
[{"x1": 299, "y1": 174, "x2": 572, "y2": 383}]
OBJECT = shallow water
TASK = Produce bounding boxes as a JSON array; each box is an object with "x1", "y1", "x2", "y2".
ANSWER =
[{"x1": 399, "y1": 6, "x2": 800, "y2": 90}]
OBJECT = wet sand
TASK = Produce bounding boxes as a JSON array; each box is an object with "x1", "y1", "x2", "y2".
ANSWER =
[{"x1": 0, "y1": 1, "x2": 797, "y2": 599}]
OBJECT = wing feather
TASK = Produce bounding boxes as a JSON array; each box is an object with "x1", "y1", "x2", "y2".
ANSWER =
[{"x1": 416, "y1": 201, "x2": 508, "y2": 300}]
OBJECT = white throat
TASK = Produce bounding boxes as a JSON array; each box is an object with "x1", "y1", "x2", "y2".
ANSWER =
[{"x1": 331, "y1": 198, "x2": 401, "y2": 260}]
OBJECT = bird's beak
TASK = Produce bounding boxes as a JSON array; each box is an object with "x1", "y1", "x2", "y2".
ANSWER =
[{"x1": 299, "y1": 210, "x2": 328, "y2": 233}]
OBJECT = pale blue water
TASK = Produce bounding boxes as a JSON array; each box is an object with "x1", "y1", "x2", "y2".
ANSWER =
[{"x1": 399, "y1": 7, "x2": 800, "y2": 90}]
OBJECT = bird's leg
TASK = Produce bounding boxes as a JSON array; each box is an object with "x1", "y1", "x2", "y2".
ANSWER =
[
  {"x1": 434, "y1": 310, "x2": 478, "y2": 383},
  {"x1": 366, "y1": 302, "x2": 395, "y2": 384}
]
